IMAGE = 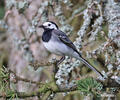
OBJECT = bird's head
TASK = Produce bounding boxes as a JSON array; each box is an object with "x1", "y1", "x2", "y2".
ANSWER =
[{"x1": 39, "y1": 21, "x2": 58, "y2": 30}]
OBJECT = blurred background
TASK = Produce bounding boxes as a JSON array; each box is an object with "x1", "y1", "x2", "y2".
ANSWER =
[{"x1": 0, "y1": 0, "x2": 120, "y2": 100}]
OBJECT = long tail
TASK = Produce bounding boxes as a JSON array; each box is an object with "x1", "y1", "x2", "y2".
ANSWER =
[{"x1": 78, "y1": 56, "x2": 103, "y2": 77}]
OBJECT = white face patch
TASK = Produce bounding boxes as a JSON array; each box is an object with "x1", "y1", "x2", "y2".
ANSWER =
[{"x1": 43, "y1": 22, "x2": 58, "y2": 29}]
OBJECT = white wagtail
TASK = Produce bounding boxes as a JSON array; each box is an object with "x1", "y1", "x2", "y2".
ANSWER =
[{"x1": 39, "y1": 21, "x2": 103, "y2": 77}]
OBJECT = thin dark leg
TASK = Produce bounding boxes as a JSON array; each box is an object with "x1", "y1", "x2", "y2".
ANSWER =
[
  {"x1": 54, "y1": 56, "x2": 65, "y2": 73},
  {"x1": 57, "y1": 56, "x2": 65, "y2": 66}
]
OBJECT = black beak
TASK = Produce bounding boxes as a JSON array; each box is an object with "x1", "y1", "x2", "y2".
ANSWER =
[{"x1": 38, "y1": 25, "x2": 44, "y2": 28}]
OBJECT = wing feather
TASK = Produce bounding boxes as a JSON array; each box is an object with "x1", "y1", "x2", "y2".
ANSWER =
[{"x1": 53, "y1": 30, "x2": 80, "y2": 54}]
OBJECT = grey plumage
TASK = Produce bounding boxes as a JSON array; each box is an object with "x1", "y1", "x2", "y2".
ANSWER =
[{"x1": 39, "y1": 21, "x2": 103, "y2": 77}]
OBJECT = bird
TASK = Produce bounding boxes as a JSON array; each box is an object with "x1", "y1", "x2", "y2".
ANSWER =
[{"x1": 38, "y1": 21, "x2": 103, "y2": 77}]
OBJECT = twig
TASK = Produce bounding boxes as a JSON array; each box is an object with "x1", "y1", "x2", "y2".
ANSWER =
[{"x1": 9, "y1": 69, "x2": 44, "y2": 85}]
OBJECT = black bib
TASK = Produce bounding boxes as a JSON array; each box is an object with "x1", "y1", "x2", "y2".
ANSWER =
[{"x1": 42, "y1": 30, "x2": 52, "y2": 42}]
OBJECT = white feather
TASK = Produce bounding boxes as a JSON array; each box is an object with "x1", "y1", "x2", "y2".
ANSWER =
[
  {"x1": 43, "y1": 39, "x2": 79, "y2": 58},
  {"x1": 43, "y1": 22, "x2": 57, "y2": 29}
]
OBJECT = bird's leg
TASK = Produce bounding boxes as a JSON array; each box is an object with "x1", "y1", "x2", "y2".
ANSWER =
[
  {"x1": 57, "y1": 56, "x2": 65, "y2": 66},
  {"x1": 54, "y1": 56, "x2": 65, "y2": 73}
]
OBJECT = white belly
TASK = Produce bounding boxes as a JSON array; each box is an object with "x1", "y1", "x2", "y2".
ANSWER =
[{"x1": 43, "y1": 40, "x2": 74, "y2": 56}]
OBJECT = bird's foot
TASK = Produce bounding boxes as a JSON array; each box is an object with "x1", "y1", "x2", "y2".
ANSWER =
[{"x1": 52, "y1": 56, "x2": 65, "y2": 73}]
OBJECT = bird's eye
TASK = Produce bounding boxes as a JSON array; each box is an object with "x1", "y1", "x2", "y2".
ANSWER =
[{"x1": 48, "y1": 24, "x2": 51, "y2": 26}]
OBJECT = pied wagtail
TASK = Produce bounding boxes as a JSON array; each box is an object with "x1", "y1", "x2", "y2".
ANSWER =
[{"x1": 39, "y1": 21, "x2": 103, "y2": 77}]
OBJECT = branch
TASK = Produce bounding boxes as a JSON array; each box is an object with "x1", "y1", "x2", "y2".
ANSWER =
[
  {"x1": 29, "y1": 61, "x2": 52, "y2": 70},
  {"x1": 0, "y1": 82, "x2": 77, "y2": 99},
  {"x1": 9, "y1": 69, "x2": 44, "y2": 85}
]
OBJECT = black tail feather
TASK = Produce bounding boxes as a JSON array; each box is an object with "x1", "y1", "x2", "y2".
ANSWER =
[{"x1": 78, "y1": 56, "x2": 103, "y2": 77}]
